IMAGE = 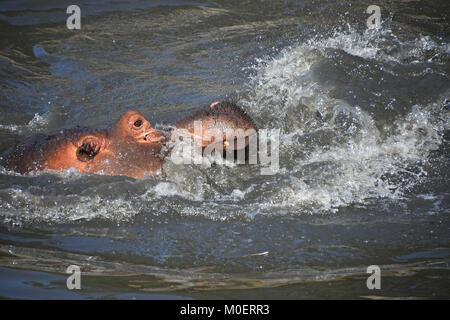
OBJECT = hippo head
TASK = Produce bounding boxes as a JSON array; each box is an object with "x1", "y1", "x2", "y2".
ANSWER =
[
  {"x1": 175, "y1": 101, "x2": 257, "y2": 153},
  {"x1": 75, "y1": 110, "x2": 165, "y2": 163},
  {"x1": 111, "y1": 110, "x2": 165, "y2": 144}
]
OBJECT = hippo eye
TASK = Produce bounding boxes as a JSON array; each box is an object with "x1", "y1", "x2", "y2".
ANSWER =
[{"x1": 134, "y1": 119, "x2": 143, "y2": 127}]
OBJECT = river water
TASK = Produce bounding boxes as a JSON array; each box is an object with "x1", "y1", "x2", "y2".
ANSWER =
[{"x1": 0, "y1": 0, "x2": 449, "y2": 299}]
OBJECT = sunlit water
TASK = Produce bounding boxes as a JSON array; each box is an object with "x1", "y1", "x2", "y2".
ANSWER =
[{"x1": 0, "y1": 0, "x2": 449, "y2": 299}]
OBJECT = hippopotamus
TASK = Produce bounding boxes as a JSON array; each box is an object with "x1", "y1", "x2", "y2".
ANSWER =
[{"x1": 4, "y1": 101, "x2": 257, "y2": 178}]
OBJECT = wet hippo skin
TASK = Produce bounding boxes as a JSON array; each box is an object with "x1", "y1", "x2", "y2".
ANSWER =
[{"x1": 5, "y1": 101, "x2": 257, "y2": 178}]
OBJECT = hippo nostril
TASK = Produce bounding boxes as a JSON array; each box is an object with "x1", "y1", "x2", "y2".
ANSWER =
[{"x1": 76, "y1": 147, "x2": 93, "y2": 162}]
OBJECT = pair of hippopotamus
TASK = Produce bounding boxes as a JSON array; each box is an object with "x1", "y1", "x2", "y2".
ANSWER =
[{"x1": 4, "y1": 101, "x2": 257, "y2": 178}]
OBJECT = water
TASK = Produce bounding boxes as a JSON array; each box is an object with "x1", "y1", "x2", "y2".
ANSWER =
[{"x1": 0, "y1": 0, "x2": 449, "y2": 299}]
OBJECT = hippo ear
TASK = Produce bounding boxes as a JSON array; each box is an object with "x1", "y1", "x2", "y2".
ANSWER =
[{"x1": 76, "y1": 136, "x2": 102, "y2": 162}]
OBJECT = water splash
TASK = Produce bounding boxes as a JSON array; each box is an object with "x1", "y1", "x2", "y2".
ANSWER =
[
  {"x1": 238, "y1": 26, "x2": 448, "y2": 214},
  {"x1": 1, "y1": 26, "x2": 448, "y2": 224}
]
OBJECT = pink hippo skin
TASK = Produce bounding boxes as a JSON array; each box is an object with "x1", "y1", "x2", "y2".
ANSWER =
[{"x1": 5, "y1": 101, "x2": 257, "y2": 178}]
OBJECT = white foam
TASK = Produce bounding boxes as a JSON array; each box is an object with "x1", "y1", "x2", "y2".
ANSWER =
[
  {"x1": 238, "y1": 28, "x2": 447, "y2": 215},
  {"x1": 0, "y1": 113, "x2": 48, "y2": 133},
  {"x1": 151, "y1": 182, "x2": 203, "y2": 201},
  {"x1": 0, "y1": 187, "x2": 138, "y2": 223}
]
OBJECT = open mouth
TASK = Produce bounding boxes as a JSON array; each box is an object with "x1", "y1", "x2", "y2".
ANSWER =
[
  {"x1": 142, "y1": 131, "x2": 165, "y2": 143},
  {"x1": 143, "y1": 133, "x2": 156, "y2": 142}
]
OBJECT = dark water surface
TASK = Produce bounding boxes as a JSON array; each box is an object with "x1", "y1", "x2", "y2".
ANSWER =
[{"x1": 0, "y1": 0, "x2": 449, "y2": 299}]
